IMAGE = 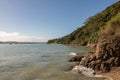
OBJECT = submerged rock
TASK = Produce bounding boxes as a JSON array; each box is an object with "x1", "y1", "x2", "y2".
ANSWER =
[{"x1": 63, "y1": 62, "x2": 80, "y2": 71}]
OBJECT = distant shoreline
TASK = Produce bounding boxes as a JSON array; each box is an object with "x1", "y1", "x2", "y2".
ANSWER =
[{"x1": 0, "y1": 41, "x2": 46, "y2": 44}]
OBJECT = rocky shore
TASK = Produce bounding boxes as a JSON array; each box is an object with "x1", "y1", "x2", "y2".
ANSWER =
[
  {"x1": 80, "y1": 37, "x2": 120, "y2": 72},
  {"x1": 68, "y1": 36, "x2": 120, "y2": 80}
]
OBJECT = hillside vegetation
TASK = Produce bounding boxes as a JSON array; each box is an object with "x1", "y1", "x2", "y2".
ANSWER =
[
  {"x1": 79, "y1": 11, "x2": 120, "y2": 72},
  {"x1": 47, "y1": 1, "x2": 120, "y2": 47}
]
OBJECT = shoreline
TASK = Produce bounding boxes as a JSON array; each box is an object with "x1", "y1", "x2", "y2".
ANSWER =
[
  {"x1": 68, "y1": 53, "x2": 120, "y2": 80},
  {"x1": 97, "y1": 67, "x2": 120, "y2": 80},
  {"x1": 71, "y1": 64, "x2": 113, "y2": 80}
]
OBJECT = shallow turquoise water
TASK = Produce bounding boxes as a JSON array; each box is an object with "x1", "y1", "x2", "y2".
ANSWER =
[{"x1": 0, "y1": 44, "x2": 104, "y2": 80}]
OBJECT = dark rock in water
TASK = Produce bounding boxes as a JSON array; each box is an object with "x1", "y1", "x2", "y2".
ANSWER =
[
  {"x1": 61, "y1": 65, "x2": 73, "y2": 71},
  {"x1": 69, "y1": 55, "x2": 84, "y2": 62},
  {"x1": 63, "y1": 62, "x2": 80, "y2": 71}
]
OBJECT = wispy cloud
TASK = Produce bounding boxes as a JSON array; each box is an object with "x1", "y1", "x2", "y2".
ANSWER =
[{"x1": 0, "y1": 31, "x2": 48, "y2": 42}]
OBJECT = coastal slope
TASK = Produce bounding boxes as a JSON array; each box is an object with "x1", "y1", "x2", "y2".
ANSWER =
[
  {"x1": 70, "y1": 11, "x2": 120, "y2": 79},
  {"x1": 47, "y1": 1, "x2": 120, "y2": 47}
]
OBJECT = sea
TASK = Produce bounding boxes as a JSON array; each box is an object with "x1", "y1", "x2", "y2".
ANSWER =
[{"x1": 0, "y1": 43, "x2": 104, "y2": 80}]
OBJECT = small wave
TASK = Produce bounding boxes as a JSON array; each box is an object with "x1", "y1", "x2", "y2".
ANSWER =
[
  {"x1": 72, "y1": 65, "x2": 97, "y2": 77},
  {"x1": 69, "y1": 52, "x2": 77, "y2": 56},
  {"x1": 72, "y1": 65, "x2": 113, "y2": 80}
]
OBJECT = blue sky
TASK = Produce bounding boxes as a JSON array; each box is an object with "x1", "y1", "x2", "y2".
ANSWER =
[{"x1": 0, "y1": 0, "x2": 118, "y2": 42}]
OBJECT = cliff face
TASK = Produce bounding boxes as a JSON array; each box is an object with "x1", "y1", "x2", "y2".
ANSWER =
[{"x1": 47, "y1": 1, "x2": 120, "y2": 47}]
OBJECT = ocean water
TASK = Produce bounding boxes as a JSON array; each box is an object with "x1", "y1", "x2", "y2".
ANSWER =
[{"x1": 0, "y1": 44, "x2": 104, "y2": 80}]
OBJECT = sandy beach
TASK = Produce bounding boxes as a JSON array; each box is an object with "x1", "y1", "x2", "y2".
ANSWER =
[{"x1": 97, "y1": 67, "x2": 120, "y2": 80}]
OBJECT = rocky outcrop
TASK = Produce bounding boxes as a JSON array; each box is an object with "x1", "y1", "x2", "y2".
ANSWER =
[
  {"x1": 65, "y1": 2, "x2": 120, "y2": 76},
  {"x1": 80, "y1": 36, "x2": 120, "y2": 72}
]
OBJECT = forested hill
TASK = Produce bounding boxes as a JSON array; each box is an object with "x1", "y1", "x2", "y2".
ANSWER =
[{"x1": 47, "y1": 1, "x2": 120, "y2": 47}]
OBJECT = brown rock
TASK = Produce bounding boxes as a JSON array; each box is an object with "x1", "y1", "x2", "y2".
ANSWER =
[
  {"x1": 88, "y1": 61, "x2": 95, "y2": 68},
  {"x1": 94, "y1": 64, "x2": 101, "y2": 71},
  {"x1": 80, "y1": 57, "x2": 90, "y2": 67},
  {"x1": 106, "y1": 57, "x2": 115, "y2": 64},
  {"x1": 90, "y1": 54, "x2": 96, "y2": 61},
  {"x1": 100, "y1": 62, "x2": 110, "y2": 72}
]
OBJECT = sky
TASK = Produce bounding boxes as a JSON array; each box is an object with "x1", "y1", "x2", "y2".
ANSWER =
[{"x1": 0, "y1": 0, "x2": 118, "y2": 42}]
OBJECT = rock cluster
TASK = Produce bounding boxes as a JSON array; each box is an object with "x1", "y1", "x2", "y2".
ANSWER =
[
  {"x1": 69, "y1": 37, "x2": 120, "y2": 72},
  {"x1": 80, "y1": 37, "x2": 120, "y2": 72}
]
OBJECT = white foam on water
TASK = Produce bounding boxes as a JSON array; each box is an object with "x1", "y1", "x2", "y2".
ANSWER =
[
  {"x1": 69, "y1": 52, "x2": 77, "y2": 56},
  {"x1": 72, "y1": 65, "x2": 113, "y2": 80},
  {"x1": 72, "y1": 65, "x2": 96, "y2": 77}
]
